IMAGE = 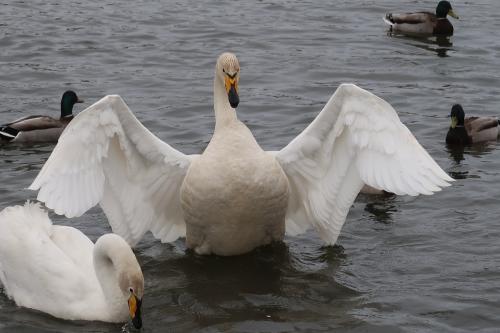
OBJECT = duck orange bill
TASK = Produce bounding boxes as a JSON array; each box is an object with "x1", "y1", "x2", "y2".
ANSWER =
[{"x1": 128, "y1": 294, "x2": 142, "y2": 329}]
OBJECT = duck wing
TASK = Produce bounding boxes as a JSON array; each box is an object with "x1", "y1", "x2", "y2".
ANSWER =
[
  {"x1": 385, "y1": 12, "x2": 434, "y2": 25},
  {"x1": 5, "y1": 115, "x2": 62, "y2": 130},
  {"x1": 274, "y1": 84, "x2": 453, "y2": 244},
  {"x1": 30, "y1": 95, "x2": 194, "y2": 246},
  {"x1": 0, "y1": 115, "x2": 62, "y2": 141},
  {"x1": 465, "y1": 116, "x2": 499, "y2": 142}
]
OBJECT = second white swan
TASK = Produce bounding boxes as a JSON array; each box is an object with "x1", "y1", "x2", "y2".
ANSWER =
[{"x1": 0, "y1": 202, "x2": 144, "y2": 328}]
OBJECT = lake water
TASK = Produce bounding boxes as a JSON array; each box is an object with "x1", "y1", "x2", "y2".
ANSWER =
[{"x1": 1, "y1": 0, "x2": 500, "y2": 332}]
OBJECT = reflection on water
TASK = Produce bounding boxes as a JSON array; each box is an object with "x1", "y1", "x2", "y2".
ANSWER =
[
  {"x1": 356, "y1": 193, "x2": 398, "y2": 224},
  {"x1": 446, "y1": 143, "x2": 466, "y2": 164},
  {"x1": 446, "y1": 142, "x2": 497, "y2": 179},
  {"x1": 363, "y1": 196, "x2": 398, "y2": 224},
  {"x1": 387, "y1": 32, "x2": 453, "y2": 57},
  {"x1": 136, "y1": 239, "x2": 360, "y2": 331},
  {"x1": 2, "y1": 0, "x2": 500, "y2": 331},
  {"x1": 446, "y1": 142, "x2": 497, "y2": 163}
]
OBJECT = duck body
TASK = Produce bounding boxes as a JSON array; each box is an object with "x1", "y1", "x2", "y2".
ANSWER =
[
  {"x1": 0, "y1": 90, "x2": 83, "y2": 143},
  {"x1": 0, "y1": 115, "x2": 71, "y2": 143},
  {"x1": 385, "y1": 12, "x2": 453, "y2": 35},
  {"x1": 384, "y1": 1, "x2": 458, "y2": 36},
  {"x1": 446, "y1": 104, "x2": 499, "y2": 144},
  {"x1": 181, "y1": 121, "x2": 289, "y2": 255},
  {"x1": 0, "y1": 202, "x2": 144, "y2": 328},
  {"x1": 446, "y1": 117, "x2": 500, "y2": 144}
]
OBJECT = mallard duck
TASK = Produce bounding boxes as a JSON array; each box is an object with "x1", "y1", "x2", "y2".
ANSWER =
[
  {"x1": 446, "y1": 104, "x2": 499, "y2": 144},
  {"x1": 0, "y1": 202, "x2": 143, "y2": 328},
  {"x1": 0, "y1": 90, "x2": 83, "y2": 143},
  {"x1": 29, "y1": 53, "x2": 452, "y2": 256},
  {"x1": 384, "y1": 1, "x2": 459, "y2": 36}
]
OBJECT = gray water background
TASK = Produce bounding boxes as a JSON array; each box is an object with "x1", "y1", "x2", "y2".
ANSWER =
[{"x1": 1, "y1": 0, "x2": 500, "y2": 332}]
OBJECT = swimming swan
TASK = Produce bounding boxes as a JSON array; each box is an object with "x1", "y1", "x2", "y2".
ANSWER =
[
  {"x1": 29, "y1": 53, "x2": 453, "y2": 256},
  {"x1": 0, "y1": 202, "x2": 144, "y2": 328}
]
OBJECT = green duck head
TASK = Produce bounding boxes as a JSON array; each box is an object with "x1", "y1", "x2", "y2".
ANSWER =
[
  {"x1": 60, "y1": 90, "x2": 84, "y2": 118},
  {"x1": 436, "y1": 1, "x2": 459, "y2": 19},
  {"x1": 449, "y1": 104, "x2": 465, "y2": 128}
]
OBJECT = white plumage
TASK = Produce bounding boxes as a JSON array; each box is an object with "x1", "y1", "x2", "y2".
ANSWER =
[
  {"x1": 29, "y1": 53, "x2": 453, "y2": 255},
  {"x1": 0, "y1": 202, "x2": 144, "y2": 327}
]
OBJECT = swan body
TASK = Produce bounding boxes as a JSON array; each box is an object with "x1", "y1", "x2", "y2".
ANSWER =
[
  {"x1": 0, "y1": 202, "x2": 144, "y2": 328},
  {"x1": 384, "y1": 1, "x2": 458, "y2": 36},
  {"x1": 181, "y1": 122, "x2": 289, "y2": 255},
  {"x1": 29, "y1": 53, "x2": 453, "y2": 256},
  {"x1": 0, "y1": 91, "x2": 83, "y2": 143}
]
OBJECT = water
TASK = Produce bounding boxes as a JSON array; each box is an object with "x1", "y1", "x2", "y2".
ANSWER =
[{"x1": 1, "y1": 0, "x2": 500, "y2": 332}]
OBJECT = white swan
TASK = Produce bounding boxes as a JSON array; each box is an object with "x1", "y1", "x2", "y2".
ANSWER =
[
  {"x1": 29, "y1": 52, "x2": 453, "y2": 256},
  {"x1": 0, "y1": 202, "x2": 144, "y2": 328}
]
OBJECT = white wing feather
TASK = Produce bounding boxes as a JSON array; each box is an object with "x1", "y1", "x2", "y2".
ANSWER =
[
  {"x1": 29, "y1": 95, "x2": 194, "y2": 246},
  {"x1": 275, "y1": 84, "x2": 453, "y2": 244}
]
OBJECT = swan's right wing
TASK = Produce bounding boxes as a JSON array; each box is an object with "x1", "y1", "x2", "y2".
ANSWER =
[
  {"x1": 30, "y1": 95, "x2": 194, "y2": 246},
  {"x1": 275, "y1": 84, "x2": 453, "y2": 245}
]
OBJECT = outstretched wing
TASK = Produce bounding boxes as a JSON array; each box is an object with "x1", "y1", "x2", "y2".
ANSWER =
[
  {"x1": 275, "y1": 84, "x2": 453, "y2": 244},
  {"x1": 30, "y1": 95, "x2": 195, "y2": 246}
]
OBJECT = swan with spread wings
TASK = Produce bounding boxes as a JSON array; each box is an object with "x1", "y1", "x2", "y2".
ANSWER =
[{"x1": 30, "y1": 53, "x2": 453, "y2": 256}]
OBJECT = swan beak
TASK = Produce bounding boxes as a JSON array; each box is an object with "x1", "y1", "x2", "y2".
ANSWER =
[
  {"x1": 128, "y1": 294, "x2": 142, "y2": 329},
  {"x1": 450, "y1": 116, "x2": 458, "y2": 129},
  {"x1": 448, "y1": 9, "x2": 459, "y2": 19},
  {"x1": 225, "y1": 76, "x2": 239, "y2": 108}
]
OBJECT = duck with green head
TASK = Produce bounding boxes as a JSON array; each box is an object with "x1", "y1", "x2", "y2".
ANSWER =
[
  {"x1": 384, "y1": 1, "x2": 459, "y2": 36},
  {"x1": 446, "y1": 104, "x2": 500, "y2": 145},
  {"x1": 0, "y1": 90, "x2": 84, "y2": 143}
]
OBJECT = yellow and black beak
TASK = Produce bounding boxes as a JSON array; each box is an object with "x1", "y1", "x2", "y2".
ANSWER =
[
  {"x1": 448, "y1": 9, "x2": 459, "y2": 19},
  {"x1": 450, "y1": 116, "x2": 458, "y2": 129},
  {"x1": 224, "y1": 75, "x2": 239, "y2": 108},
  {"x1": 128, "y1": 294, "x2": 142, "y2": 329}
]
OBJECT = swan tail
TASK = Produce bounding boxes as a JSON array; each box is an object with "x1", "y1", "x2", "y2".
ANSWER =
[{"x1": 0, "y1": 201, "x2": 53, "y2": 236}]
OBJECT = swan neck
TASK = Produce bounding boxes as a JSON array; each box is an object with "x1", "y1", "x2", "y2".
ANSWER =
[
  {"x1": 93, "y1": 237, "x2": 129, "y2": 319},
  {"x1": 214, "y1": 75, "x2": 237, "y2": 130}
]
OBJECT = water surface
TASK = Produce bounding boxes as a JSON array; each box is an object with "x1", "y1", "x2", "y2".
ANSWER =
[{"x1": 1, "y1": 1, "x2": 500, "y2": 332}]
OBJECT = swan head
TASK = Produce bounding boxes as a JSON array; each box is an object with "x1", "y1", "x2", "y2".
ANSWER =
[
  {"x1": 216, "y1": 52, "x2": 240, "y2": 108},
  {"x1": 120, "y1": 266, "x2": 144, "y2": 329},
  {"x1": 96, "y1": 233, "x2": 144, "y2": 329}
]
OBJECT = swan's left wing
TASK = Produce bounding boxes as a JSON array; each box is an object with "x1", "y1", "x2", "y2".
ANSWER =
[
  {"x1": 29, "y1": 95, "x2": 194, "y2": 246},
  {"x1": 274, "y1": 84, "x2": 453, "y2": 244}
]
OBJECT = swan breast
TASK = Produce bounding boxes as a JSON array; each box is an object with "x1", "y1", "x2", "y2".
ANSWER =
[{"x1": 180, "y1": 132, "x2": 289, "y2": 255}]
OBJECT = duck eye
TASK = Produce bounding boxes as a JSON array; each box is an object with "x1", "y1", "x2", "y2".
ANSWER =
[{"x1": 129, "y1": 288, "x2": 134, "y2": 293}]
